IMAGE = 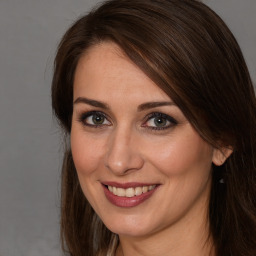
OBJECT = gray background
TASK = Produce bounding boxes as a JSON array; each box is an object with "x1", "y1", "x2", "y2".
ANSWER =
[{"x1": 0, "y1": 1, "x2": 255, "y2": 256}]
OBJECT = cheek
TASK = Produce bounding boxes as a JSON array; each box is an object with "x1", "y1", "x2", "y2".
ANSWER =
[
  {"x1": 70, "y1": 128, "x2": 105, "y2": 176},
  {"x1": 70, "y1": 128, "x2": 107, "y2": 209},
  {"x1": 145, "y1": 131, "x2": 213, "y2": 177}
]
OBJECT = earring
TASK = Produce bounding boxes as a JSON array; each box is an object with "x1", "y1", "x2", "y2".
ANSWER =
[{"x1": 219, "y1": 178, "x2": 225, "y2": 184}]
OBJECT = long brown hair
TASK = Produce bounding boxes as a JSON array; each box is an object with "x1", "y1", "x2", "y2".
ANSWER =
[{"x1": 51, "y1": 0, "x2": 256, "y2": 255}]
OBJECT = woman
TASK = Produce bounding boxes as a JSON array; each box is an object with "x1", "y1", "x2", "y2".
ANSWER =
[{"x1": 51, "y1": 0, "x2": 256, "y2": 255}]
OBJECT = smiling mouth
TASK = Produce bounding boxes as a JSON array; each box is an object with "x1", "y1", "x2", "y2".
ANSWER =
[
  {"x1": 106, "y1": 185, "x2": 157, "y2": 197},
  {"x1": 102, "y1": 183, "x2": 159, "y2": 207}
]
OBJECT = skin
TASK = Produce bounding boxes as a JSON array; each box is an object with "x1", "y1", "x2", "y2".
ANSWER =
[{"x1": 71, "y1": 42, "x2": 226, "y2": 255}]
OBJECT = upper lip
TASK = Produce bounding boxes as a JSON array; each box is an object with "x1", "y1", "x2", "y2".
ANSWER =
[{"x1": 101, "y1": 181, "x2": 159, "y2": 189}]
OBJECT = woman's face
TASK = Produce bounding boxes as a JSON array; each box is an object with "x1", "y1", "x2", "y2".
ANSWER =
[{"x1": 71, "y1": 42, "x2": 217, "y2": 238}]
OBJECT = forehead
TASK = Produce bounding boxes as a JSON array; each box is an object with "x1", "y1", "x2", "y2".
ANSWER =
[{"x1": 73, "y1": 42, "x2": 170, "y2": 103}]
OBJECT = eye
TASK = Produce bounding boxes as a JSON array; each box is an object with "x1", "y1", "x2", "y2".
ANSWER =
[
  {"x1": 143, "y1": 112, "x2": 177, "y2": 130},
  {"x1": 78, "y1": 111, "x2": 111, "y2": 127}
]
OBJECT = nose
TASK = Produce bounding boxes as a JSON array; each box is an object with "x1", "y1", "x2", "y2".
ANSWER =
[{"x1": 104, "y1": 127, "x2": 144, "y2": 175}]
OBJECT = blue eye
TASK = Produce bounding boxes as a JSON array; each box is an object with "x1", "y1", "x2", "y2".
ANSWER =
[
  {"x1": 79, "y1": 111, "x2": 111, "y2": 127},
  {"x1": 143, "y1": 112, "x2": 177, "y2": 130}
]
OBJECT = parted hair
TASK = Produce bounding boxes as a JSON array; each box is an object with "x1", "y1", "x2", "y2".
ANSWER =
[{"x1": 51, "y1": 0, "x2": 256, "y2": 255}]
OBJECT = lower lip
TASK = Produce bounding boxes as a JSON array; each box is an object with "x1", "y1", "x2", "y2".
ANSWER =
[{"x1": 102, "y1": 185, "x2": 159, "y2": 208}]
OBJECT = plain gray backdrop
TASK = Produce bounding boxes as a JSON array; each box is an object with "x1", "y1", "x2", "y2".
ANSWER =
[{"x1": 0, "y1": 1, "x2": 255, "y2": 256}]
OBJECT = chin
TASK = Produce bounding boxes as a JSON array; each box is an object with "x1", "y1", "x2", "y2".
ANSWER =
[{"x1": 102, "y1": 214, "x2": 159, "y2": 238}]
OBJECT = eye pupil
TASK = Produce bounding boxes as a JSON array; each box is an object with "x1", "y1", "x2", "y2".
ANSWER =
[
  {"x1": 93, "y1": 114, "x2": 104, "y2": 124},
  {"x1": 154, "y1": 117, "x2": 166, "y2": 127}
]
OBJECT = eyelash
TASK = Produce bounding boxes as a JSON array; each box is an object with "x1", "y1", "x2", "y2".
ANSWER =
[
  {"x1": 143, "y1": 112, "x2": 177, "y2": 130},
  {"x1": 77, "y1": 111, "x2": 177, "y2": 130},
  {"x1": 78, "y1": 111, "x2": 110, "y2": 128}
]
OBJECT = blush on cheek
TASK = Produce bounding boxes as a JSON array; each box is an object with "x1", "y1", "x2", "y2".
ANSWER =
[
  {"x1": 154, "y1": 138, "x2": 212, "y2": 178},
  {"x1": 71, "y1": 134, "x2": 105, "y2": 176},
  {"x1": 72, "y1": 150, "x2": 99, "y2": 176}
]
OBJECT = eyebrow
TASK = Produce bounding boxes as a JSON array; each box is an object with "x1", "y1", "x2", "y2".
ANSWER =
[
  {"x1": 137, "y1": 101, "x2": 175, "y2": 111},
  {"x1": 74, "y1": 97, "x2": 110, "y2": 109},
  {"x1": 73, "y1": 97, "x2": 175, "y2": 111}
]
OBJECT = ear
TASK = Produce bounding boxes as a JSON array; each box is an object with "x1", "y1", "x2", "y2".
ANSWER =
[{"x1": 212, "y1": 146, "x2": 233, "y2": 166}]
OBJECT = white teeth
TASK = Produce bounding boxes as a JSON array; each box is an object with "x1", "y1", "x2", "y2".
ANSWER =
[
  {"x1": 117, "y1": 188, "x2": 126, "y2": 197},
  {"x1": 142, "y1": 186, "x2": 148, "y2": 193},
  {"x1": 126, "y1": 188, "x2": 135, "y2": 197},
  {"x1": 107, "y1": 185, "x2": 156, "y2": 197},
  {"x1": 135, "y1": 187, "x2": 142, "y2": 196},
  {"x1": 113, "y1": 186, "x2": 117, "y2": 195}
]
